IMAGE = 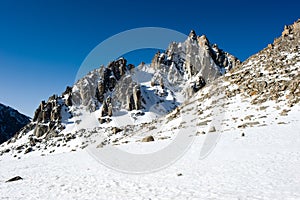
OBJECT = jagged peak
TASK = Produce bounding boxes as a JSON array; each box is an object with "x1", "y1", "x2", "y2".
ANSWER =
[
  {"x1": 188, "y1": 29, "x2": 197, "y2": 40},
  {"x1": 282, "y1": 18, "x2": 300, "y2": 37},
  {"x1": 267, "y1": 19, "x2": 300, "y2": 50},
  {"x1": 197, "y1": 34, "x2": 210, "y2": 47}
]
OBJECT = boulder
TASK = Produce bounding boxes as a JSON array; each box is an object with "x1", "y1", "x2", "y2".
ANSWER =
[
  {"x1": 112, "y1": 127, "x2": 122, "y2": 134},
  {"x1": 208, "y1": 126, "x2": 216, "y2": 132},
  {"x1": 142, "y1": 135, "x2": 154, "y2": 142},
  {"x1": 24, "y1": 147, "x2": 32, "y2": 154},
  {"x1": 5, "y1": 176, "x2": 23, "y2": 183}
]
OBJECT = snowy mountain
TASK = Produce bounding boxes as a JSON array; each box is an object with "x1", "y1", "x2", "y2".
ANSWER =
[
  {"x1": 0, "y1": 29, "x2": 239, "y2": 156},
  {"x1": 0, "y1": 103, "x2": 30, "y2": 144},
  {"x1": 0, "y1": 19, "x2": 300, "y2": 199}
]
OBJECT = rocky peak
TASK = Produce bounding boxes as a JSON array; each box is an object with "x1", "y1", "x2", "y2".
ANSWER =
[
  {"x1": 282, "y1": 19, "x2": 300, "y2": 37},
  {"x1": 188, "y1": 30, "x2": 197, "y2": 40},
  {"x1": 150, "y1": 30, "x2": 240, "y2": 97},
  {"x1": 197, "y1": 35, "x2": 210, "y2": 48},
  {"x1": 72, "y1": 57, "x2": 131, "y2": 112}
]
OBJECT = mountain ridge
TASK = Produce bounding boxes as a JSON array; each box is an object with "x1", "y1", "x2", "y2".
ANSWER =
[{"x1": 0, "y1": 19, "x2": 299, "y2": 158}]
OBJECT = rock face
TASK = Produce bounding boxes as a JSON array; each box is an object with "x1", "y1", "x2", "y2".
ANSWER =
[
  {"x1": 72, "y1": 58, "x2": 132, "y2": 112},
  {"x1": 282, "y1": 19, "x2": 300, "y2": 37},
  {"x1": 71, "y1": 32, "x2": 238, "y2": 119},
  {"x1": 225, "y1": 19, "x2": 300, "y2": 107},
  {"x1": 31, "y1": 89, "x2": 72, "y2": 139},
  {"x1": 150, "y1": 29, "x2": 240, "y2": 98},
  {"x1": 0, "y1": 104, "x2": 30, "y2": 144}
]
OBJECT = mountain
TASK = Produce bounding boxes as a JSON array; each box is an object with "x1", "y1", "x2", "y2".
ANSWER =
[
  {"x1": 0, "y1": 19, "x2": 299, "y2": 161},
  {"x1": 0, "y1": 103, "x2": 30, "y2": 144},
  {"x1": 0, "y1": 29, "x2": 239, "y2": 156},
  {"x1": 0, "y1": 19, "x2": 299, "y2": 200},
  {"x1": 0, "y1": 20, "x2": 300, "y2": 199}
]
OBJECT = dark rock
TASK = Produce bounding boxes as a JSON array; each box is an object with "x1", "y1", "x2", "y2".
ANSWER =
[
  {"x1": 112, "y1": 127, "x2": 122, "y2": 134},
  {"x1": 192, "y1": 76, "x2": 206, "y2": 92},
  {"x1": 24, "y1": 147, "x2": 32, "y2": 154},
  {"x1": 4, "y1": 148, "x2": 10, "y2": 153},
  {"x1": 62, "y1": 86, "x2": 72, "y2": 96},
  {"x1": 98, "y1": 118, "x2": 106, "y2": 124},
  {"x1": 15, "y1": 145, "x2": 24, "y2": 151},
  {"x1": 5, "y1": 176, "x2": 23, "y2": 183},
  {"x1": 189, "y1": 30, "x2": 197, "y2": 40},
  {"x1": 127, "y1": 64, "x2": 135, "y2": 71}
]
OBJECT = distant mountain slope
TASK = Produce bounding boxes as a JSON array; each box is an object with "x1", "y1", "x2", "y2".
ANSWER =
[{"x1": 0, "y1": 103, "x2": 30, "y2": 144}]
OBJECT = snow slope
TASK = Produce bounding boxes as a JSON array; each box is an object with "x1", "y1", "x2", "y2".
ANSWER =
[{"x1": 0, "y1": 109, "x2": 299, "y2": 199}]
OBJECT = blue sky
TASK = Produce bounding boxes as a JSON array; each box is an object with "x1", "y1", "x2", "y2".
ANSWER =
[{"x1": 0, "y1": 0, "x2": 299, "y2": 116}]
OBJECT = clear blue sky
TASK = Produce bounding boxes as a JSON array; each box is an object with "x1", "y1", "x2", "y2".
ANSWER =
[{"x1": 0, "y1": 0, "x2": 299, "y2": 117}]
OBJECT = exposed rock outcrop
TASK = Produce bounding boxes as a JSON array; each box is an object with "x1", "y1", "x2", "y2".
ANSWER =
[
  {"x1": 150, "y1": 29, "x2": 240, "y2": 98},
  {"x1": 28, "y1": 87, "x2": 72, "y2": 140},
  {"x1": 282, "y1": 19, "x2": 300, "y2": 37},
  {"x1": 72, "y1": 58, "x2": 144, "y2": 114},
  {"x1": 225, "y1": 19, "x2": 300, "y2": 107}
]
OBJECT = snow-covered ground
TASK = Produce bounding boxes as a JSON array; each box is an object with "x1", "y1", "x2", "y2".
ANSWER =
[{"x1": 1, "y1": 105, "x2": 299, "y2": 200}]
